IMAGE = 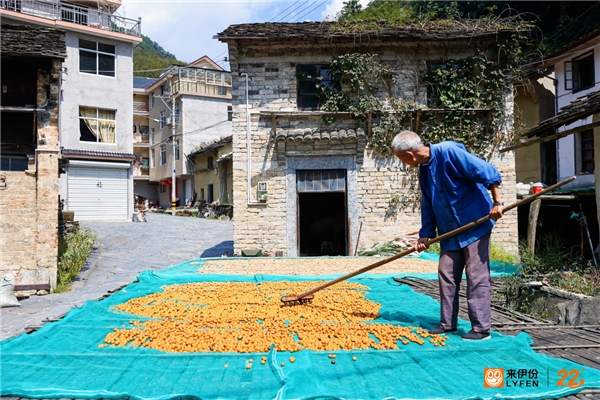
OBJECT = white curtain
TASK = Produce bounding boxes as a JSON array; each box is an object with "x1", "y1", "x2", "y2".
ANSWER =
[{"x1": 80, "y1": 107, "x2": 115, "y2": 143}]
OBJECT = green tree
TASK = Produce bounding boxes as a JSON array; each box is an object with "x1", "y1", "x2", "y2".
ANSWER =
[{"x1": 134, "y1": 35, "x2": 185, "y2": 78}]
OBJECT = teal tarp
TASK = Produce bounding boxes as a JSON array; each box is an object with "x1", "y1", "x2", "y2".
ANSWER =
[{"x1": 1, "y1": 258, "x2": 598, "y2": 399}]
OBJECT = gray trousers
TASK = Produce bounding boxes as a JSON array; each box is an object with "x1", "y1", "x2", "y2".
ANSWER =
[{"x1": 438, "y1": 232, "x2": 492, "y2": 332}]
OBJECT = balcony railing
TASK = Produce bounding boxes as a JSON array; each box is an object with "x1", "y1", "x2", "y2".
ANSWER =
[
  {"x1": 133, "y1": 133, "x2": 149, "y2": 144},
  {"x1": 133, "y1": 101, "x2": 148, "y2": 113},
  {"x1": 1, "y1": 0, "x2": 141, "y2": 37}
]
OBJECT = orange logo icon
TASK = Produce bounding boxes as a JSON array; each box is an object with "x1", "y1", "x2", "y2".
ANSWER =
[{"x1": 484, "y1": 368, "x2": 504, "y2": 388}]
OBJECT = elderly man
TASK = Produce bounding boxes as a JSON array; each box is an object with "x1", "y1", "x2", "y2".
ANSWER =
[{"x1": 392, "y1": 130, "x2": 504, "y2": 341}]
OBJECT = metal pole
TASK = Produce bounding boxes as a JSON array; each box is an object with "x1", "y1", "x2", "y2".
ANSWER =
[{"x1": 170, "y1": 75, "x2": 176, "y2": 216}]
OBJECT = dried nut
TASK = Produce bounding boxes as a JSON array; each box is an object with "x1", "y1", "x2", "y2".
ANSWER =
[
  {"x1": 281, "y1": 362, "x2": 285, "y2": 367},
  {"x1": 102, "y1": 281, "x2": 445, "y2": 353},
  {"x1": 352, "y1": 356, "x2": 357, "y2": 361},
  {"x1": 289, "y1": 356, "x2": 296, "y2": 363},
  {"x1": 331, "y1": 360, "x2": 336, "y2": 364},
  {"x1": 246, "y1": 364, "x2": 251, "y2": 370}
]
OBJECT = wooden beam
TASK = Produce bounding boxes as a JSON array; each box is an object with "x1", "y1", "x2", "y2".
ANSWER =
[
  {"x1": 527, "y1": 198, "x2": 542, "y2": 255},
  {"x1": 501, "y1": 120, "x2": 600, "y2": 153},
  {"x1": 14, "y1": 283, "x2": 51, "y2": 292}
]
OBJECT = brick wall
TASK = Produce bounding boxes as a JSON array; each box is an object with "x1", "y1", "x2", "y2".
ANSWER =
[
  {"x1": 0, "y1": 58, "x2": 61, "y2": 288},
  {"x1": 229, "y1": 39, "x2": 519, "y2": 257}
]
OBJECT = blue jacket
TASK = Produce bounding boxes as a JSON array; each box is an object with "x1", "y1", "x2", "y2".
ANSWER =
[{"x1": 418, "y1": 141, "x2": 502, "y2": 250}]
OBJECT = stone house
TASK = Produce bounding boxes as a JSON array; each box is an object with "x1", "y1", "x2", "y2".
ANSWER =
[
  {"x1": 215, "y1": 21, "x2": 519, "y2": 257},
  {"x1": 145, "y1": 56, "x2": 232, "y2": 208},
  {"x1": 189, "y1": 135, "x2": 233, "y2": 206},
  {"x1": 0, "y1": 24, "x2": 66, "y2": 289},
  {"x1": 2, "y1": 0, "x2": 142, "y2": 222}
]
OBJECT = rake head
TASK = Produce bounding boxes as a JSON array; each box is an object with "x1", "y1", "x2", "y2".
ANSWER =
[{"x1": 280, "y1": 294, "x2": 314, "y2": 307}]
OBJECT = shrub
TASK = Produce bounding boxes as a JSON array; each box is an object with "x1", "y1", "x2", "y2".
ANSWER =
[{"x1": 56, "y1": 228, "x2": 97, "y2": 293}]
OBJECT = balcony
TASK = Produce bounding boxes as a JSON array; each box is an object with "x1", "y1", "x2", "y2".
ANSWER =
[
  {"x1": 133, "y1": 101, "x2": 149, "y2": 113},
  {"x1": 1, "y1": 0, "x2": 141, "y2": 37},
  {"x1": 133, "y1": 133, "x2": 149, "y2": 144}
]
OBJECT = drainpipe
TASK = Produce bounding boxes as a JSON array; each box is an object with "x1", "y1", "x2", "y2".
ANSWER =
[{"x1": 241, "y1": 72, "x2": 262, "y2": 206}]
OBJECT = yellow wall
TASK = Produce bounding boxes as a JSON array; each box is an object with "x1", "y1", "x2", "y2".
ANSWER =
[
  {"x1": 193, "y1": 143, "x2": 233, "y2": 205},
  {"x1": 513, "y1": 77, "x2": 555, "y2": 184}
]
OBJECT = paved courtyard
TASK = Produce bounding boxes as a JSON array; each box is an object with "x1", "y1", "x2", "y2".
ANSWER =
[{"x1": 0, "y1": 213, "x2": 233, "y2": 341}]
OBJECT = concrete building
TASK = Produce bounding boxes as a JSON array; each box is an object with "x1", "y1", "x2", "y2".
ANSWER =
[
  {"x1": 189, "y1": 136, "x2": 233, "y2": 205},
  {"x1": 1, "y1": 0, "x2": 143, "y2": 222},
  {"x1": 215, "y1": 21, "x2": 520, "y2": 257},
  {"x1": 133, "y1": 76, "x2": 158, "y2": 202},
  {"x1": 0, "y1": 24, "x2": 66, "y2": 289},
  {"x1": 145, "y1": 56, "x2": 232, "y2": 208}
]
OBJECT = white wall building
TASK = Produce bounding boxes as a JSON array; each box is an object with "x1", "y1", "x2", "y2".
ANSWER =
[
  {"x1": 1, "y1": 0, "x2": 142, "y2": 221},
  {"x1": 145, "y1": 56, "x2": 232, "y2": 208}
]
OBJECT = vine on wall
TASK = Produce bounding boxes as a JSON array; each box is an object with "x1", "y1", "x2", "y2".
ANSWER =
[{"x1": 317, "y1": 19, "x2": 529, "y2": 160}]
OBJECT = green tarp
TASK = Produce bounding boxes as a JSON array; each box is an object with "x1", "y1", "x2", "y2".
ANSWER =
[{"x1": 1, "y1": 258, "x2": 598, "y2": 399}]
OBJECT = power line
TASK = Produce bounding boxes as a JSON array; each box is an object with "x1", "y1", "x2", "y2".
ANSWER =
[
  {"x1": 270, "y1": 0, "x2": 301, "y2": 22},
  {"x1": 277, "y1": 0, "x2": 310, "y2": 22},
  {"x1": 292, "y1": 0, "x2": 329, "y2": 22}
]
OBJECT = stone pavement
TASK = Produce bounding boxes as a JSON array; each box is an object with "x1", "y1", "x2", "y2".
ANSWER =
[{"x1": 0, "y1": 213, "x2": 233, "y2": 341}]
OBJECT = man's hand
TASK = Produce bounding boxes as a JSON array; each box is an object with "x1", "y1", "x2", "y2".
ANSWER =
[
  {"x1": 490, "y1": 205, "x2": 503, "y2": 221},
  {"x1": 415, "y1": 237, "x2": 429, "y2": 252}
]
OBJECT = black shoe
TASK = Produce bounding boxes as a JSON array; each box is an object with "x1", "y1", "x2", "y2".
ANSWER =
[
  {"x1": 461, "y1": 330, "x2": 491, "y2": 341},
  {"x1": 429, "y1": 326, "x2": 457, "y2": 335}
]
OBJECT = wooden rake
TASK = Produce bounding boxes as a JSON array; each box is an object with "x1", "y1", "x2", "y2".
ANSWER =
[{"x1": 280, "y1": 176, "x2": 576, "y2": 306}]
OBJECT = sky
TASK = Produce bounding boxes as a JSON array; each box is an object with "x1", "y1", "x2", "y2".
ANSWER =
[{"x1": 119, "y1": 0, "x2": 370, "y2": 72}]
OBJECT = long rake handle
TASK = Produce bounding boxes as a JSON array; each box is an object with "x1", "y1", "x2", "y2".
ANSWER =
[{"x1": 292, "y1": 176, "x2": 576, "y2": 301}]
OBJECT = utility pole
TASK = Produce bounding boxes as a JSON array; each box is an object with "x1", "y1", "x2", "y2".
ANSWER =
[{"x1": 169, "y1": 74, "x2": 176, "y2": 216}]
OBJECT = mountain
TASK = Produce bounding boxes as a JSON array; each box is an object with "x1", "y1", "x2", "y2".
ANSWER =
[{"x1": 134, "y1": 35, "x2": 185, "y2": 78}]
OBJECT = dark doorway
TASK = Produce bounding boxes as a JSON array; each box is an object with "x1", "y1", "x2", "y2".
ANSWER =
[
  {"x1": 297, "y1": 169, "x2": 348, "y2": 256},
  {"x1": 207, "y1": 184, "x2": 214, "y2": 203},
  {"x1": 298, "y1": 192, "x2": 347, "y2": 257}
]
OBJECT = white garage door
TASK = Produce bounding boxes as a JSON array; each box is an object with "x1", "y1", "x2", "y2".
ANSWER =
[{"x1": 67, "y1": 161, "x2": 130, "y2": 221}]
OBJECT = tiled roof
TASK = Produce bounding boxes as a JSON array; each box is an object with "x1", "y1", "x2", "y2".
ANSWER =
[
  {"x1": 217, "y1": 152, "x2": 233, "y2": 163},
  {"x1": 61, "y1": 148, "x2": 136, "y2": 160},
  {"x1": 525, "y1": 89, "x2": 600, "y2": 138},
  {"x1": 189, "y1": 136, "x2": 233, "y2": 157},
  {"x1": 275, "y1": 128, "x2": 366, "y2": 142},
  {"x1": 215, "y1": 20, "x2": 521, "y2": 41},
  {"x1": 133, "y1": 77, "x2": 158, "y2": 89}
]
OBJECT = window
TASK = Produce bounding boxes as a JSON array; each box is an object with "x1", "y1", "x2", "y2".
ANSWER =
[
  {"x1": 200, "y1": 188, "x2": 205, "y2": 200},
  {"x1": 207, "y1": 156, "x2": 213, "y2": 169},
  {"x1": 160, "y1": 145, "x2": 166, "y2": 165},
  {"x1": 151, "y1": 128, "x2": 155, "y2": 144},
  {"x1": 227, "y1": 105, "x2": 233, "y2": 121},
  {"x1": 565, "y1": 51, "x2": 595, "y2": 92},
  {"x1": 297, "y1": 64, "x2": 334, "y2": 110},
  {"x1": 79, "y1": 39, "x2": 115, "y2": 77},
  {"x1": 160, "y1": 111, "x2": 166, "y2": 129},
  {"x1": 1, "y1": 155, "x2": 29, "y2": 171},
  {"x1": 150, "y1": 92, "x2": 155, "y2": 108},
  {"x1": 160, "y1": 84, "x2": 165, "y2": 95},
  {"x1": 580, "y1": 129, "x2": 594, "y2": 173},
  {"x1": 174, "y1": 139, "x2": 180, "y2": 161},
  {"x1": 79, "y1": 107, "x2": 116, "y2": 143},
  {"x1": 175, "y1": 102, "x2": 180, "y2": 124},
  {"x1": 151, "y1": 148, "x2": 155, "y2": 168}
]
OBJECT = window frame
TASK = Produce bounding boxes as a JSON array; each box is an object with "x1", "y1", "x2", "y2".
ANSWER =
[
  {"x1": 565, "y1": 50, "x2": 595, "y2": 93},
  {"x1": 78, "y1": 106, "x2": 117, "y2": 144},
  {"x1": 159, "y1": 111, "x2": 166, "y2": 130},
  {"x1": 174, "y1": 139, "x2": 180, "y2": 161},
  {"x1": 151, "y1": 148, "x2": 155, "y2": 168},
  {"x1": 207, "y1": 156, "x2": 214, "y2": 170},
  {"x1": 579, "y1": 129, "x2": 595, "y2": 174},
  {"x1": 160, "y1": 144, "x2": 166, "y2": 165},
  {"x1": 296, "y1": 64, "x2": 334, "y2": 110},
  {"x1": 78, "y1": 38, "x2": 116, "y2": 77}
]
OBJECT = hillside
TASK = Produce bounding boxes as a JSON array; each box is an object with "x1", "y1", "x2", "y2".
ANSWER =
[{"x1": 134, "y1": 35, "x2": 185, "y2": 78}]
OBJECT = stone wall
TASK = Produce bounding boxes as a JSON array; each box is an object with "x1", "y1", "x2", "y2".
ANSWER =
[
  {"x1": 229, "y1": 39, "x2": 519, "y2": 257},
  {"x1": 0, "y1": 57, "x2": 62, "y2": 288}
]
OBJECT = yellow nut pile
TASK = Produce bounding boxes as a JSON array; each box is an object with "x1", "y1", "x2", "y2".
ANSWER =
[{"x1": 102, "y1": 281, "x2": 448, "y2": 352}]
